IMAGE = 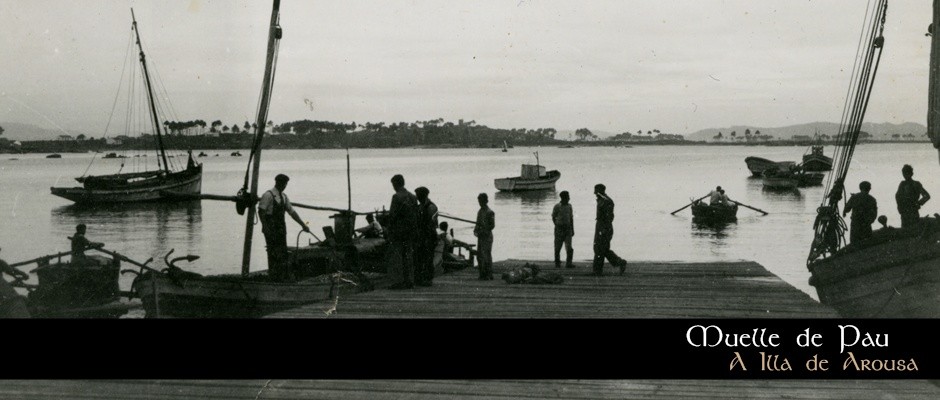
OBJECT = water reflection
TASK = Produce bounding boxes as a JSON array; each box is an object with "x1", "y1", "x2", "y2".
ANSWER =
[
  {"x1": 691, "y1": 220, "x2": 736, "y2": 239},
  {"x1": 494, "y1": 190, "x2": 557, "y2": 208},
  {"x1": 50, "y1": 201, "x2": 203, "y2": 252}
]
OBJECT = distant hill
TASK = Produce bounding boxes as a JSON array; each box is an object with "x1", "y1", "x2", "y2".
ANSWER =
[
  {"x1": 686, "y1": 121, "x2": 927, "y2": 142},
  {"x1": 0, "y1": 122, "x2": 89, "y2": 141}
]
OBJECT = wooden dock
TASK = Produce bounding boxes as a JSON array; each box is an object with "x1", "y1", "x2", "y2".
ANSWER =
[
  {"x1": 3, "y1": 380, "x2": 938, "y2": 399},
  {"x1": 270, "y1": 259, "x2": 837, "y2": 318}
]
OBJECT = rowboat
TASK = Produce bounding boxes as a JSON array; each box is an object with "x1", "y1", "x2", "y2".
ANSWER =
[
  {"x1": 690, "y1": 201, "x2": 738, "y2": 224},
  {"x1": 761, "y1": 166, "x2": 798, "y2": 190}
]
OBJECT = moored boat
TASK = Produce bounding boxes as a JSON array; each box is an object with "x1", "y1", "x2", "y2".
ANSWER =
[
  {"x1": 49, "y1": 11, "x2": 201, "y2": 205},
  {"x1": 45, "y1": 154, "x2": 62, "y2": 159},
  {"x1": 745, "y1": 157, "x2": 795, "y2": 177},
  {"x1": 761, "y1": 166, "x2": 798, "y2": 190},
  {"x1": 802, "y1": 145, "x2": 833, "y2": 171},
  {"x1": 495, "y1": 152, "x2": 561, "y2": 191}
]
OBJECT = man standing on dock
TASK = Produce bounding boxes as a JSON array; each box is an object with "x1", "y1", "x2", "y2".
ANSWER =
[
  {"x1": 388, "y1": 174, "x2": 418, "y2": 290},
  {"x1": 844, "y1": 181, "x2": 877, "y2": 244},
  {"x1": 474, "y1": 193, "x2": 495, "y2": 280},
  {"x1": 414, "y1": 186, "x2": 439, "y2": 287},
  {"x1": 593, "y1": 184, "x2": 627, "y2": 276},
  {"x1": 552, "y1": 191, "x2": 574, "y2": 268},
  {"x1": 258, "y1": 174, "x2": 310, "y2": 281},
  {"x1": 895, "y1": 164, "x2": 931, "y2": 228}
]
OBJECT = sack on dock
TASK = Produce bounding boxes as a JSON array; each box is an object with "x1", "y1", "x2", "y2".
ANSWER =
[
  {"x1": 502, "y1": 265, "x2": 539, "y2": 284},
  {"x1": 526, "y1": 271, "x2": 563, "y2": 284},
  {"x1": 501, "y1": 264, "x2": 563, "y2": 285}
]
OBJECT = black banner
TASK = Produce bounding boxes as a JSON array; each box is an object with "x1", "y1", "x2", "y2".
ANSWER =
[{"x1": 9, "y1": 319, "x2": 936, "y2": 379}]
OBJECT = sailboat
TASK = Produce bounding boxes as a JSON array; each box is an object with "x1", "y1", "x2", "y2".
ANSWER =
[
  {"x1": 50, "y1": 11, "x2": 201, "y2": 204},
  {"x1": 501, "y1": 140, "x2": 508, "y2": 152},
  {"x1": 129, "y1": 0, "x2": 378, "y2": 318},
  {"x1": 806, "y1": 0, "x2": 940, "y2": 318}
]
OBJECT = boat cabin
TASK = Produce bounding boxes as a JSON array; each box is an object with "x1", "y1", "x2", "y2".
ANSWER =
[{"x1": 520, "y1": 164, "x2": 547, "y2": 179}]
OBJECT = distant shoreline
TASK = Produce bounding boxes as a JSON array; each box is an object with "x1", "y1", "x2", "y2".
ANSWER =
[{"x1": 0, "y1": 138, "x2": 933, "y2": 155}]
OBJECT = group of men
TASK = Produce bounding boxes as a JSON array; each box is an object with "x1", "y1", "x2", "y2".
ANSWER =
[
  {"x1": 842, "y1": 164, "x2": 931, "y2": 243},
  {"x1": 551, "y1": 184, "x2": 628, "y2": 276}
]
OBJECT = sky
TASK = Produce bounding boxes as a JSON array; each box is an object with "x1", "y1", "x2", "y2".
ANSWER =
[{"x1": 0, "y1": 0, "x2": 933, "y2": 136}]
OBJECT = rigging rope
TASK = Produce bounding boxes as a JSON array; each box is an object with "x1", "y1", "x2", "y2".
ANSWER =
[{"x1": 808, "y1": 0, "x2": 888, "y2": 265}]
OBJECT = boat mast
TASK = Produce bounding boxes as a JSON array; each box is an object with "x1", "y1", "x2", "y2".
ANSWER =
[
  {"x1": 131, "y1": 9, "x2": 171, "y2": 174},
  {"x1": 929, "y1": 0, "x2": 940, "y2": 163},
  {"x1": 241, "y1": 0, "x2": 282, "y2": 277}
]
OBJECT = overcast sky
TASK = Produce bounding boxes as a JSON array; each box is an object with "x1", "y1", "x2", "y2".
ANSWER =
[{"x1": 0, "y1": 0, "x2": 932, "y2": 135}]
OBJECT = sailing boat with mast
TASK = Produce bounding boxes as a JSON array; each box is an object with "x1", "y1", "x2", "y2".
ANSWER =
[
  {"x1": 130, "y1": 0, "x2": 380, "y2": 318},
  {"x1": 50, "y1": 11, "x2": 201, "y2": 204},
  {"x1": 807, "y1": 0, "x2": 940, "y2": 318}
]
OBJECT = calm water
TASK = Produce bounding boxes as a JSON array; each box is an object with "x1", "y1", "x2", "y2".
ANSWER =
[{"x1": 2, "y1": 144, "x2": 938, "y2": 300}]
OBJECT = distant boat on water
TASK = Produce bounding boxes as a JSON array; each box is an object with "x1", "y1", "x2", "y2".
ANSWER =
[
  {"x1": 494, "y1": 152, "x2": 561, "y2": 192},
  {"x1": 802, "y1": 144, "x2": 833, "y2": 171},
  {"x1": 49, "y1": 11, "x2": 201, "y2": 205},
  {"x1": 231, "y1": 151, "x2": 243, "y2": 157},
  {"x1": 501, "y1": 140, "x2": 508, "y2": 152},
  {"x1": 745, "y1": 156, "x2": 795, "y2": 177},
  {"x1": 46, "y1": 154, "x2": 62, "y2": 159}
]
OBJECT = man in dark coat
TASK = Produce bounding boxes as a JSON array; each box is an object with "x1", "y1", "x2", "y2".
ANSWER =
[
  {"x1": 414, "y1": 186, "x2": 439, "y2": 287},
  {"x1": 843, "y1": 181, "x2": 878, "y2": 244},
  {"x1": 552, "y1": 191, "x2": 574, "y2": 268},
  {"x1": 474, "y1": 193, "x2": 495, "y2": 280},
  {"x1": 592, "y1": 184, "x2": 627, "y2": 276},
  {"x1": 895, "y1": 164, "x2": 931, "y2": 228},
  {"x1": 388, "y1": 174, "x2": 418, "y2": 290}
]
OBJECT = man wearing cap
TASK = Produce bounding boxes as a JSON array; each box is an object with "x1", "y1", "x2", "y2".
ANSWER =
[
  {"x1": 258, "y1": 174, "x2": 310, "y2": 281},
  {"x1": 593, "y1": 184, "x2": 627, "y2": 276},
  {"x1": 414, "y1": 186, "x2": 439, "y2": 287},
  {"x1": 552, "y1": 191, "x2": 574, "y2": 268},
  {"x1": 844, "y1": 181, "x2": 878, "y2": 244}
]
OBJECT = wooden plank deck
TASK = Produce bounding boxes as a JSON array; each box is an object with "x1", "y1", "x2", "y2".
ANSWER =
[
  {"x1": 269, "y1": 259, "x2": 837, "y2": 318},
  {"x1": 2, "y1": 380, "x2": 938, "y2": 399}
]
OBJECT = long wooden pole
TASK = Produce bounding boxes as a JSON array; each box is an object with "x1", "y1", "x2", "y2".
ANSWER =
[
  {"x1": 131, "y1": 9, "x2": 170, "y2": 174},
  {"x1": 241, "y1": 0, "x2": 282, "y2": 277},
  {"x1": 731, "y1": 200, "x2": 769, "y2": 215},
  {"x1": 670, "y1": 194, "x2": 709, "y2": 215}
]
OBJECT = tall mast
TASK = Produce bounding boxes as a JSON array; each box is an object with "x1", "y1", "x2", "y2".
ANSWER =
[
  {"x1": 929, "y1": 0, "x2": 940, "y2": 163},
  {"x1": 131, "y1": 9, "x2": 171, "y2": 174},
  {"x1": 241, "y1": 0, "x2": 282, "y2": 276}
]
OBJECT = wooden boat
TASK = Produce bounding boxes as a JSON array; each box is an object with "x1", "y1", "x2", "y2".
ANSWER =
[
  {"x1": 494, "y1": 152, "x2": 561, "y2": 191},
  {"x1": 45, "y1": 154, "x2": 62, "y2": 159},
  {"x1": 802, "y1": 145, "x2": 833, "y2": 171},
  {"x1": 231, "y1": 151, "x2": 242, "y2": 157},
  {"x1": 761, "y1": 166, "x2": 798, "y2": 190},
  {"x1": 501, "y1": 140, "x2": 508, "y2": 152},
  {"x1": 5, "y1": 250, "x2": 134, "y2": 318},
  {"x1": 795, "y1": 171, "x2": 825, "y2": 187},
  {"x1": 690, "y1": 201, "x2": 738, "y2": 223},
  {"x1": 128, "y1": 0, "x2": 390, "y2": 318},
  {"x1": 745, "y1": 157, "x2": 795, "y2": 177},
  {"x1": 50, "y1": 12, "x2": 201, "y2": 205},
  {"x1": 807, "y1": 0, "x2": 940, "y2": 318}
]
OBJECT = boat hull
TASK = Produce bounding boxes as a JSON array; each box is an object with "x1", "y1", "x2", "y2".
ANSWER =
[
  {"x1": 132, "y1": 271, "x2": 366, "y2": 318},
  {"x1": 690, "y1": 202, "x2": 738, "y2": 223},
  {"x1": 744, "y1": 157, "x2": 775, "y2": 176},
  {"x1": 762, "y1": 176, "x2": 798, "y2": 189},
  {"x1": 796, "y1": 172, "x2": 825, "y2": 187},
  {"x1": 50, "y1": 167, "x2": 202, "y2": 204},
  {"x1": 801, "y1": 154, "x2": 833, "y2": 172},
  {"x1": 494, "y1": 170, "x2": 561, "y2": 191},
  {"x1": 809, "y1": 218, "x2": 940, "y2": 317}
]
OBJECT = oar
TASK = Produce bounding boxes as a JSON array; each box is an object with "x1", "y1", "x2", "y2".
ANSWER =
[
  {"x1": 8, "y1": 250, "x2": 72, "y2": 268},
  {"x1": 438, "y1": 212, "x2": 478, "y2": 225},
  {"x1": 161, "y1": 191, "x2": 372, "y2": 215},
  {"x1": 91, "y1": 247, "x2": 160, "y2": 274},
  {"x1": 731, "y1": 200, "x2": 769, "y2": 216},
  {"x1": 670, "y1": 194, "x2": 709, "y2": 215}
]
